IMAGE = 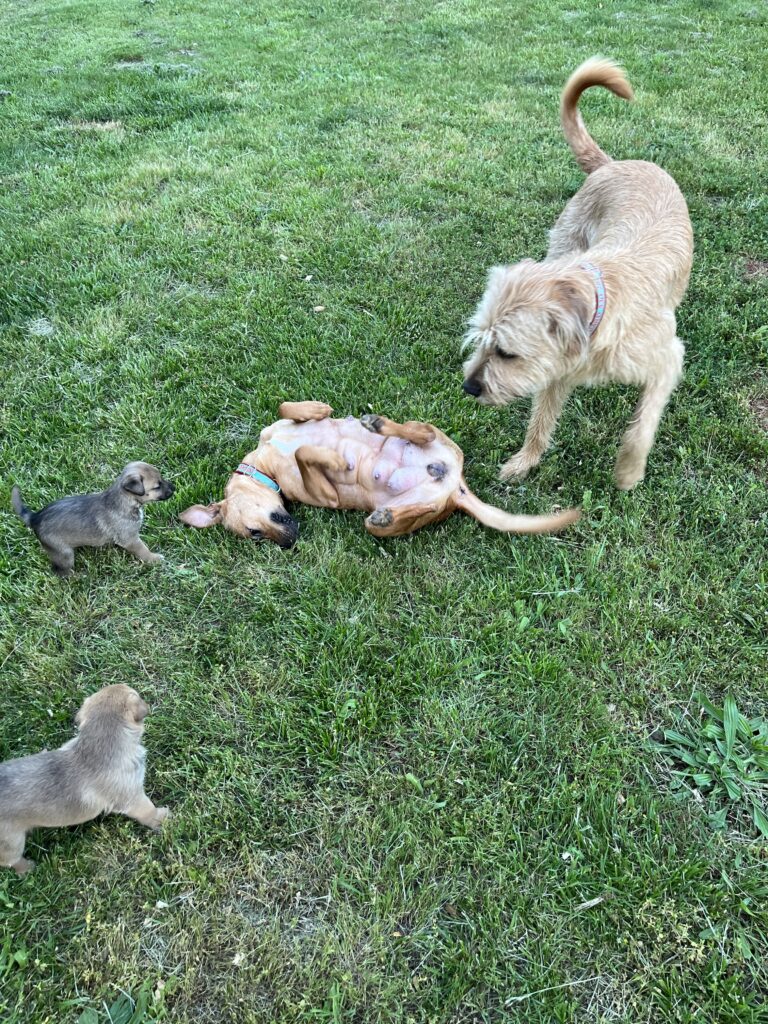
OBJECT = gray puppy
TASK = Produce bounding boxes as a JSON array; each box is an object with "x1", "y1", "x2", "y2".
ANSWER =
[
  {"x1": 0, "y1": 684, "x2": 170, "y2": 875},
  {"x1": 12, "y1": 461, "x2": 174, "y2": 576}
]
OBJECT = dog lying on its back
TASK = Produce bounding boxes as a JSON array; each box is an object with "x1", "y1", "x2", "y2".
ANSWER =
[
  {"x1": 180, "y1": 401, "x2": 579, "y2": 542},
  {"x1": 12, "y1": 462, "x2": 174, "y2": 576},
  {"x1": 0, "y1": 684, "x2": 170, "y2": 875}
]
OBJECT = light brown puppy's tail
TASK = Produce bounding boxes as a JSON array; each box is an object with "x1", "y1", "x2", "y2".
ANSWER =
[
  {"x1": 456, "y1": 485, "x2": 580, "y2": 535},
  {"x1": 560, "y1": 57, "x2": 633, "y2": 174}
]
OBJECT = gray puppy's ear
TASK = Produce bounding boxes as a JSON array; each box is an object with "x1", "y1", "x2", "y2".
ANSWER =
[{"x1": 123, "y1": 474, "x2": 145, "y2": 496}]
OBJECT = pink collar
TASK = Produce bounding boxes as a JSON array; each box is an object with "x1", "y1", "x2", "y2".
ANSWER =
[{"x1": 580, "y1": 262, "x2": 606, "y2": 336}]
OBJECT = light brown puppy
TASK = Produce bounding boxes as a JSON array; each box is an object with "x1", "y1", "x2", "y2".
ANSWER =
[
  {"x1": 0, "y1": 685, "x2": 170, "y2": 875},
  {"x1": 462, "y1": 58, "x2": 693, "y2": 489},
  {"x1": 180, "y1": 401, "x2": 579, "y2": 542}
]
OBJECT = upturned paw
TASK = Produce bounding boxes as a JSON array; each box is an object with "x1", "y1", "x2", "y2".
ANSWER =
[
  {"x1": 360, "y1": 414, "x2": 384, "y2": 434},
  {"x1": 499, "y1": 452, "x2": 539, "y2": 481},
  {"x1": 305, "y1": 402, "x2": 333, "y2": 420},
  {"x1": 368, "y1": 508, "x2": 394, "y2": 527}
]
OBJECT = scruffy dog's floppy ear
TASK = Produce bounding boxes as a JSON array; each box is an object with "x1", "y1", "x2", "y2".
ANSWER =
[
  {"x1": 548, "y1": 277, "x2": 591, "y2": 358},
  {"x1": 180, "y1": 502, "x2": 224, "y2": 528},
  {"x1": 122, "y1": 473, "x2": 145, "y2": 496}
]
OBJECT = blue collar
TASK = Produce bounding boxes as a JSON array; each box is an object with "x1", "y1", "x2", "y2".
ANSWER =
[
  {"x1": 234, "y1": 463, "x2": 281, "y2": 493},
  {"x1": 580, "y1": 262, "x2": 606, "y2": 336}
]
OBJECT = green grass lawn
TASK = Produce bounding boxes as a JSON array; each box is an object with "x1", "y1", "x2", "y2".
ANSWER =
[{"x1": 1, "y1": 0, "x2": 767, "y2": 1020}]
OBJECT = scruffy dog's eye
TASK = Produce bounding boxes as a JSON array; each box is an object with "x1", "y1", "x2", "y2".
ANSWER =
[
  {"x1": 496, "y1": 347, "x2": 518, "y2": 360},
  {"x1": 249, "y1": 528, "x2": 264, "y2": 539}
]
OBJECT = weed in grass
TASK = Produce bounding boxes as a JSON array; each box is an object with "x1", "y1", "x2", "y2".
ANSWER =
[{"x1": 653, "y1": 694, "x2": 768, "y2": 837}]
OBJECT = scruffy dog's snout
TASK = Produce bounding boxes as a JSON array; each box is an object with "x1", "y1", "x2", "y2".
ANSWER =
[{"x1": 463, "y1": 378, "x2": 482, "y2": 397}]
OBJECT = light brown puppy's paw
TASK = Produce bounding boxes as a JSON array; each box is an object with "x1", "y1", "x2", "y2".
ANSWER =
[
  {"x1": 149, "y1": 807, "x2": 171, "y2": 830},
  {"x1": 499, "y1": 453, "x2": 538, "y2": 481},
  {"x1": 144, "y1": 552, "x2": 165, "y2": 564},
  {"x1": 13, "y1": 857, "x2": 36, "y2": 876}
]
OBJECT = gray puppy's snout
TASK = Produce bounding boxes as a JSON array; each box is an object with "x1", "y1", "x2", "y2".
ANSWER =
[{"x1": 160, "y1": 481, "x2": 175, "y2": 499}]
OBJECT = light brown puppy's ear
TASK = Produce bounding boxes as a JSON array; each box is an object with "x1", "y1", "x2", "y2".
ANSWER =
[
  {"x1": 180, "y1": 502, "x2": 224, "y2": 528},
  {"x1": 548, "y1": 278, "x2": 591, "y2": 358},
  {"x1": 132, "y1": 696, "x2": 150, "y2": 724}
]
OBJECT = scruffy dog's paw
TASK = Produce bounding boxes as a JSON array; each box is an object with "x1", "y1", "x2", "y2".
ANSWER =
[
  {"x1": 614, "y1": 466, "x2": 644, "y2": 490},
  {"x1": 368, "y1": 508, "x2": 393, "y2": 527},
  {"x1": 13, "y1": 857, "x2": 36, "y2": 876},
  {"x1": 145, "y1": 553, "x2": 165, "y2": 564},
  {"x1": 360, "y1": 414, "x2": 384, "y2": 434},
  {"x1": 499, "y1": 453, "x2": 537, "y2": 481}
]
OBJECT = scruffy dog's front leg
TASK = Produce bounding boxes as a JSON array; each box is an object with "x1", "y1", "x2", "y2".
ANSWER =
[
  {"x1": 614, "y1": 359, "x2": 681, "y2": 489},
  {"x1": 500, "y1": 382, "x2": 571, "y2": 481}
]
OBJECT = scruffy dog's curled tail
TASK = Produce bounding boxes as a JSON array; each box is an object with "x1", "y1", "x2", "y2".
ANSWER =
[
  {"x1": 560, "y1": 57, "x2": 634, "y2": 174},
  {"x1": 11, "y1": 487, "x2": 33, "y2": 527}
]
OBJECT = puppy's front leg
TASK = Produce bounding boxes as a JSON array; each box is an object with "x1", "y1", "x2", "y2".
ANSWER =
[
  {"x1": 122, "y1": 794, "x2": 170, "y2": 831},
  {"x1": 500, "y1": 382, "x2": 571, "y2": 481},
  {"x1": 120, "y1": 538, "x2": 164, "y2": 564}
]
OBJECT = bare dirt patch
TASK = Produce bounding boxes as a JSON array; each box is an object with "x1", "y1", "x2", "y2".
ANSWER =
[
  {"x1": 744, "y1": 259, "x2": 768, "y2": 280},
  {"x1": 751, "y1": 398, "x2": 768, "y2": 432}
]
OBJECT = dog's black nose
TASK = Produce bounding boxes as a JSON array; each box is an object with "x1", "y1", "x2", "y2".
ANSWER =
[
  {"x1": 463, "y1": 378, "x2": 482, "y2": 397},
  {"x1": 270, "y1": 511, "x2": 294, "y2": 526},
  {"x1": 164, "y1": 481, "x2": 175, "y2": 497}
]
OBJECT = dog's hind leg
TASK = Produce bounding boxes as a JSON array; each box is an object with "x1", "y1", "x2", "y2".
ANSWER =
[
  {"x1": 365, "y1": 503, "x2": 440, "y2": 537},
  {"x1": 360, "y1": 415, "x2": 436, "y2": 446},
  {"x1": 295, "y1": 445, "x2": 348, "y2": 506},
  {"x1": 42, "y1": 542, "x2": 75, "y2": 578},
  {"x1": 0, "y1": 829, "x2": 33, "y2": 874},
  {"x1": 279, "y1": 401, "x2": 333, "y2": 422},
  {"x1": 500, "y1": 381, "x2": 572, "y2": 481},
  {"x1": 614, "y1": 340, "x2": 683, "y2": 490}
]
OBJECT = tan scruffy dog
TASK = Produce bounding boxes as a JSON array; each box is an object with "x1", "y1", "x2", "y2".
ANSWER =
[
  {"x1": 0, "y1": 685, "x2": 170, "y2": 875},
  {"x1": 462, "y1": 58, "x2": 693, "y2": 489},
  {"x1": 180, "y1": 401, "x2": 579, "y2": 542}
]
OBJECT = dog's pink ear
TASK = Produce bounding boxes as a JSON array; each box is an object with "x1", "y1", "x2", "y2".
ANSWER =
[{"x1": 180, "y1": 502, "x2": 224, "y2": 528}]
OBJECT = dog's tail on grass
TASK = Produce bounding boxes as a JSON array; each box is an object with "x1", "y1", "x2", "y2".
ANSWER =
[
  {"x1": 560, "y1": 57, "x2": 634, "y2": 174},
  {"x1": 456, "y1": 484, "x2": 580, "y2": 535},
  {"x1": 11, "y1": 487, "x2": 34, "y2": 527}
]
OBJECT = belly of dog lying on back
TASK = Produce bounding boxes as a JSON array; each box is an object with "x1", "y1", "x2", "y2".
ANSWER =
[{"x1": 258, "y1": 415, "x2": 460, "y2": 511}]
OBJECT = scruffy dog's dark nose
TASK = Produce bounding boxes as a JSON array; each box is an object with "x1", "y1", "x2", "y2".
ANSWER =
[{"x1": 463, "y1": 378, "x2": 482, "y2": 397}]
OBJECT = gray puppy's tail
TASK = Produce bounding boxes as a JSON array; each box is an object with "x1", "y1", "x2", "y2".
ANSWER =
[{"x1": 11, "y1": 486, "x2": 34, "y2": 527}]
